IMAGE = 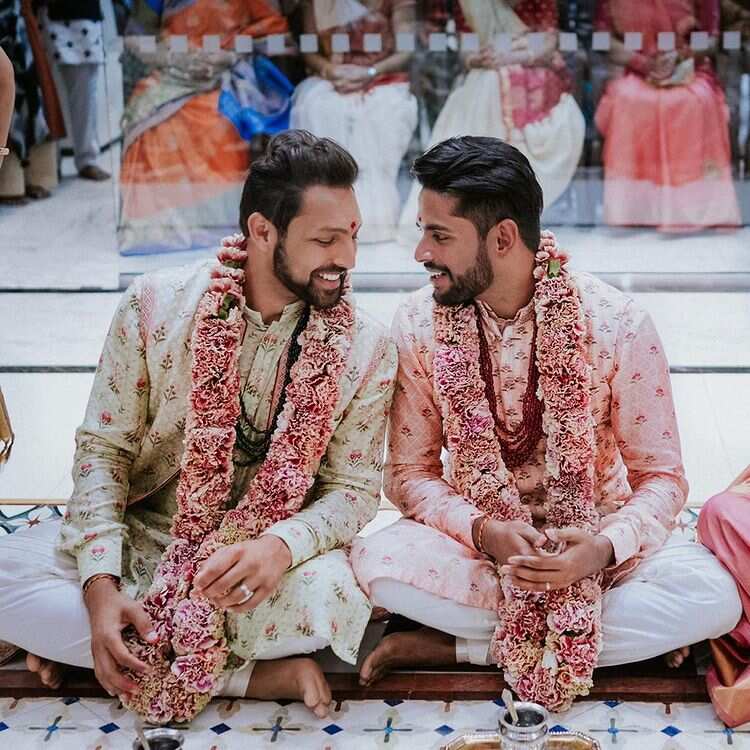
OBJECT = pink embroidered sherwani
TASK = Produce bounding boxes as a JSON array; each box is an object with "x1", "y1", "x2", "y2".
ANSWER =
[{"x1": 352, "y1": 271, "x2": 741, "y2": 665}]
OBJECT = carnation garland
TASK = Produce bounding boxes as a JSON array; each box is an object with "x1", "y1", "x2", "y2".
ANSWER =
[
  {"x1": 432, "y1": 231, "x2": 601, "y2": 711},
  {"x1": 120, "y1": 234, "x2": 355, "y2": 724}
]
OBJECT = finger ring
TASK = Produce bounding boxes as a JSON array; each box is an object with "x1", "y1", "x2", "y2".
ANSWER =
[
  {"x1": 236, "y1": 582, "x2": 254, "y2": 605},
  {"x1": 545, "y1": 581, "x2": 551, "y2": 592}
]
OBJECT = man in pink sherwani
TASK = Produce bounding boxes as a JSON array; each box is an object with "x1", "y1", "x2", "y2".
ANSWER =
[{"x1": 351, "y1": 136, "x2": 741, "y2": 685}]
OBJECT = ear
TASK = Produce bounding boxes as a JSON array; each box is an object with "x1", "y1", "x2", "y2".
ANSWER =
[
  {"x1": 246, "y1": 212, "x2": 279, "y2": 253},
  {"x1": 490, "y1": 219, "x2": 520, "y2": 258}
]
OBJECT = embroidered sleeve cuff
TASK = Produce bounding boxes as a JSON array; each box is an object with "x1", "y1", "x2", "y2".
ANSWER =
[
  {"x1": 76, "y1": 537, "x2": 123, "y2": 588},
  {"x1": 261, "y1": 520, "x2": 317, "y2": 569},
  {"x1": 598, "y1": 522, "x2": 640, "y2": 568}
]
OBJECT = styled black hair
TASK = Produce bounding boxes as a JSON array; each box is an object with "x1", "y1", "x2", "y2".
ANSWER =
[
  {"x1": 239, "y1": 130, "x2": 359, "y2": 237},
  {"x1": 411, "y1": 136, "x2": 544, "y2": 251}
]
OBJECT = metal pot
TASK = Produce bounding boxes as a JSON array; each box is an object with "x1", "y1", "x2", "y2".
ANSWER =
[
  {"x1": 132, "y1": 727, "x2": 185, "y2": 750},
  {"x1": 500, "y1": 702, "x2": 549, "y2": 750}
]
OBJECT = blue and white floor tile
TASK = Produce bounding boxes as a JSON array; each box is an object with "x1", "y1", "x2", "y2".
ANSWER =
[{"x1": 1, "y1": 697, "x2": 749, "y2": 749}]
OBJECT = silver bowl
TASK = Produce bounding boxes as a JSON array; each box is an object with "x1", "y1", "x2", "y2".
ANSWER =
[{"x1": 132, "y1": 727, "x2": 185, "y2": 750}]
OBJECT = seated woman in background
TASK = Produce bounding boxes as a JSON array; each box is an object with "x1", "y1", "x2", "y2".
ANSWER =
[
  {"x1": 119, "y1": 0, "x2": 292, "y2": 255},
  {"x1": 698, "y1": 464, "x2": 750, "y2": 727},
  {"x1": 398, "y1": 0, "x2": 585, "y2": 245},
  {"x1": 290, "y1": 0, "x2": 418, "y2": 244},
  {"x1": 595, "y1": 0, "x2": 740, "y2": 230}
]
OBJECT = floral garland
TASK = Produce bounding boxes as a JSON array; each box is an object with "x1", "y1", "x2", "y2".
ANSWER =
[
  {"x1": 432, "y1": 231, "x2": 601, "y2": 711},
  {"x1": 120, "y1": 234, "x2": 355, "y2": 724}
]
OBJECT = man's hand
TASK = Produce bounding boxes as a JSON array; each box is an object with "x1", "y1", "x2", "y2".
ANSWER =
[
  {"x1": 476, "y1": 518, "x2": 548, "y2": 566},
  {"x1": 193, "y1": 536, "x2": 292, "y2": 614},
  {"x1": 501, "y1": 527, "x2": 614, "y2": 592},
  {"x1": 84, "y1": 578, "x2": 157, "y2": 699}
]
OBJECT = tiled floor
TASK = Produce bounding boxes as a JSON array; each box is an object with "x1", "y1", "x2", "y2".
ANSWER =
[{"x1": 1, "y1": 695, "x2": 748, "y2": 749}]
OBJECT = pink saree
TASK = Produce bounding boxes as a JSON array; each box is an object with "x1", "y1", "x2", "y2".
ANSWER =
[
  {"x1": 698, "y1": 490, "x2": 750, "y2": 727},
  {"x1": 595, "y1": 0, "x2": 740, "y2": 229}
]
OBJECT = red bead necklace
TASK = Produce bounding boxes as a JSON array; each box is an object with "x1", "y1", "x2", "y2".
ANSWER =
[{"x1": 475, "y1": 304, "x2": 544, "y2": 469}]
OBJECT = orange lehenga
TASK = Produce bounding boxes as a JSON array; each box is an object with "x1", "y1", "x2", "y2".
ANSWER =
[
  {"x1": 119, "y1": 0, "x2": 289, "y2": 254},
  {"x1": 595, "y1": 0, "x2": 740, "y2": 229}
]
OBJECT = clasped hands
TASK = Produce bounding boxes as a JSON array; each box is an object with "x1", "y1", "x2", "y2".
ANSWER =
[
  {"x1": 476, "y1": 517, "x2": 614, "y2": 592},
  {"x1": 324, "y1": 63, "x2": 373, "y2": 94}
]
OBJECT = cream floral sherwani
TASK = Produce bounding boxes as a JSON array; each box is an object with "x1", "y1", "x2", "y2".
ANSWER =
[
  {"x1": 59, "y1": 260, "x2": 397, "y2": 665},
  {"x1": 352, "y1": 272, "x2": 688, "y2": 611}
]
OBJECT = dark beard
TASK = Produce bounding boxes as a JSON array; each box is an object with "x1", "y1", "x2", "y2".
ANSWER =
[
  {"x1": 273, "y1": 239, "x2": 344, "y2": 309},
  {"x1": 432, "y1": 240, "x2": 494, "y2": 306}
]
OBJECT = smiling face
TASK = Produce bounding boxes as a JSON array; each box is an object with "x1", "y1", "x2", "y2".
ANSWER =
[
  {"x1": 414, "y1": 188, "x2": 494, "y2": 306},
  {"x1": 273, "y1": 185, "x2": 361, "y2": 309}
]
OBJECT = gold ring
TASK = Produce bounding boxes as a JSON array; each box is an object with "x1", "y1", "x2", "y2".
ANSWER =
[{"x1": 545, "y1": 581, "x2": 551, "y2": 592}]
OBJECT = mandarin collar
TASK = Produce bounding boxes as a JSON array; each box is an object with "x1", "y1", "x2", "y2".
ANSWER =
[
  {"x1": 242, "y1": 299, "x2": 306, "y2": 331},
  {"x1": 475, "y1": 297, "x2": 535, "y2": 337}
]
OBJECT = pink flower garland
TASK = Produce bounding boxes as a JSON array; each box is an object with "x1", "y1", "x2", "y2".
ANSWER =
[
  {"x1": 432, "y1": 231, "x2": 601, "y2": 711},
  {"x1": 121, "y1": 234, "x2": 355, "y2": 724}
]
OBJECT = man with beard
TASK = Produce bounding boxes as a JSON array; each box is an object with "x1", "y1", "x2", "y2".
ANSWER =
[
  {"x1": 350, "y1": 136, "x2": 741, "y2": 705},
  {"x1": 0, "y1": 130, "x2": 397, "y2": 719}
]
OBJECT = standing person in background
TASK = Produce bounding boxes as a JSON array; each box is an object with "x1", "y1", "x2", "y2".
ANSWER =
[
  {"x1": 0, "y1": 45, "x2": 13, "y2": 169},
  {"x1": 0, "y1": 0, "x2": 65, "y2": 204},
  {"x1": 0, "y1": 45, "x2": 13, "y2": 632},
  {"x1": 37, "y1": 0, "x2": 110, "y2": 181}
]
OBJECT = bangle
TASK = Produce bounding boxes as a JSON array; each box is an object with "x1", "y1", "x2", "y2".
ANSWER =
[
  {"x1": 0, "y1": 147, "x2": 8, "y2": 157},
  {"x1": 476, "y1": 515, "x2": 491, "y2": 553},
  {"x1": 83, "y1": 573, "x2": 121, "y2": 597}
]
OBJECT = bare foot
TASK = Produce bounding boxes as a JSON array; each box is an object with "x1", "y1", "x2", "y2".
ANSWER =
[
  {"x1": 26, "y1": 653, "x2": 66, "y2": 689},
  {"x1": 359, "y1": 627, "x2": 456, "y2": 687},
  {"x1": 245, "y1": 657, "x2": 332, "y2": 718},
  {"x1": 665, "y1": 646, "x2": 690, "y2": 668}
]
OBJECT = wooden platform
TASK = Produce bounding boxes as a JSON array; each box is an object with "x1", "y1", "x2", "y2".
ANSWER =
[{"x1": 0, "y1": 659, "x2": 708, "y2": 704}]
